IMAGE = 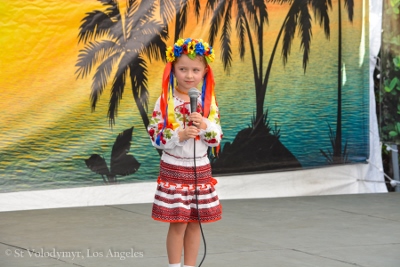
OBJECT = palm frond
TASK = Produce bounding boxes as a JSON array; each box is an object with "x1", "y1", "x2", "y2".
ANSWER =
[
  {"x1": 282, "y1": 4, "x2": 299, "y2": 66},
  {"x1": 127, "y1": 0, "x2": 139, "y2": 10},
  {"x1": 98, "y1": 0, "x2": 116, "y2": 6},
  {"x1": 220, "y1": 1, "x2": 233, "y2": 72},
  {"x1": 310, "y1": 0, "x2": 331, "y2": 38},
  {"x1": 75, "y1": 40, "x2": 121, "y2": 79},
  {"x1": 204, "y1": 0, "x2": 221, "y2": 20},
  {"x1": 344, "y1": 0, "x2": 354, "y2": 21},
  {"x1": 78, "y1": 11, "x2": 114, "y2": 43},
  {"x1": 103, "y1": 0, "x2": 119, "y2": 15},
  {"x1": 90, "y1": 51, "x2": 122, "y2": 111},
  {"x1": 128, "y1": 0, "x2": 139, "y2": 7},
  {"x1": 142, "y1": 28, "x2": 168, "y2": 62},
  {"x1": 125, "y1": 1, "x2": 140, "y2": 36},
  {"x1": 266, "y1": 0, "x2": 293, "y2": 3},
  {"x1": 343, "y1": 141, "x2": 348, "y2": 162},
  {"x1": 191, "y1": 0, "x2": 201, "y2": 19},
  {"x1": 255, "y1": 0, "x2": 269, "y2": 26},
  {"x1": 159, "y1": 0, "x2": 175, "y2": 25},
  {"x1": 298, "y1": 2, "x2": 312, "y2": 71},
  {"x1": 126, "y1": 19, "x2": 168, "y2": 58},
  {"x1": 129, "y1": 56, "x2": 149, "y2": 113},
  {"x1": 126, "y1": 0, "x2": 153, "y2": 36},
  {"x1": 250, "y1": 109, "x2": 272, "y2": 133},
  {"x1": 78, "y1": 0, "x2": 120, "y2": 43},
  {"x1": 136, "y1": 0, "x2": 158, "y2": 22},
  {"x1": 108, "y1": 54, "x2": 130, "y2": 126},
  {"x1": 208, "y1": 0, "x2": 226, "y2": 46},
  {"x1": 320, "y1": 123, "x2": 349, "y2": 164},
  {"x1": 177, "y1": 0, "x2": 189, "y2": 37},
  {"x1": 235, "y1": 8, "x2": 246, "y2": 60},
  {"x1": 319, "y1": 148, "x2": 333, "y2": 163},
  {"x1": 243, "y1": 0, "x2": 257, "y2": 26}
]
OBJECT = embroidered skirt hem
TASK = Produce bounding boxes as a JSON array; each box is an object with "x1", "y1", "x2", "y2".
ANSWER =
[{"x1": 151, "y1": 160, "x2": 222, "y2": 223}]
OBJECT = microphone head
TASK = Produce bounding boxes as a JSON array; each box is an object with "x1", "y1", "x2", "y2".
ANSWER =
[{"x1": 188, "y1": 88, "x2": 199, "y2": 98}]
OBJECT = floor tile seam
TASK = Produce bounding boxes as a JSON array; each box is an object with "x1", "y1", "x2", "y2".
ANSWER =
[
  {"x1": 329, "y1": 208, "x2": 400, "y2": 222},
  {"x1": 280, "y1": 242, "x2": 400, "y2": 251},
  {"x1": 202, "y1": 248, "x2": 276, "y2": 256},
  {"x1": 0, "y1": 241, "x2": 86, "y2": 267},
  {"x1": 200, "y1": 231, "x2": 284, "y2": 249},
  {"x1": 104, "y1": 205, "x2": 149, "y2": 217},
  {"x1": 289, "y1": 248, "x2": 367, "y2": 267}
]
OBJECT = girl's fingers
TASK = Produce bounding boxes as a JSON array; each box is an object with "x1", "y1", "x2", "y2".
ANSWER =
[{"x1": 185, "y1": 126, "x2": 199, "y2": 139}]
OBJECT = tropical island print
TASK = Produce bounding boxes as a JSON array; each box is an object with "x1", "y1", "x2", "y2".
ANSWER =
[{"x1": 0, "y1": 0, "x2": 369, "y2": 191}]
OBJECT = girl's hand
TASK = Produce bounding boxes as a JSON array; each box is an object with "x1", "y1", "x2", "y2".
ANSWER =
[
  {"x1": 189, "y1": 112, "x2": 206, "y2": 129},
  {"x1": 179, "y1": 126, "x2": 200, "y2": 141}
]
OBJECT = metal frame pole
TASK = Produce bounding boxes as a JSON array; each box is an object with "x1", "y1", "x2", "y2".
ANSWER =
[{"x1": 390, "y1": 144, "x2": 400, "y2": 192}]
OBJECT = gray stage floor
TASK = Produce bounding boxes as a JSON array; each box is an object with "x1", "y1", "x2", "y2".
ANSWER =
[{"x1": 0, "y1": 193, "x2": 399, "y2": 267}]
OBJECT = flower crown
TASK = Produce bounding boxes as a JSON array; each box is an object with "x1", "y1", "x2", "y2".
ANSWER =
[{"x1": 166, "y1": 38, "x2": 215, "y2": 64}]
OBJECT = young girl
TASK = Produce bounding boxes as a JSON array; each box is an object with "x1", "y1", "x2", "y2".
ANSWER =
[{"x1": 148, "y1": 38, "x2": 223, "y2": 267}]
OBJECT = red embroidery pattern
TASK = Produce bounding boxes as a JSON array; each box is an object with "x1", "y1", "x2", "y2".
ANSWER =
[{"x1": 151, "y1": 161, "x2": 222, "y2": 223}]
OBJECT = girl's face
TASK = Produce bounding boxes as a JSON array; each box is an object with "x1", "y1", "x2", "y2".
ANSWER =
[{"x1": 173, "y1": 54, "x2": 207, "y2": 92}]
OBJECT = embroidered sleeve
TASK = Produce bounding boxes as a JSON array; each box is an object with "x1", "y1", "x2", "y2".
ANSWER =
[
  {"x1": 199, "y1": 104, "x2": 223, "y2": 147},
  {"x1": 147, "y1": 97, "x2": 185, "y2": 150}
]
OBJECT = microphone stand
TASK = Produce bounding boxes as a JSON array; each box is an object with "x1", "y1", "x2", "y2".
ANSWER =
[
  {"x1": 189, "y1": 88, "x2": 206, "y2": 267},
  {"x1": 193, "y1": 137, "x2": 207, "y2": 267}
]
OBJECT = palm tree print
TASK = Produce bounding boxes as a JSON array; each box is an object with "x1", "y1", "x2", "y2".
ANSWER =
[
  {"x1": 319, "y1": 0, "x2": 354, "y2": 163},
  {"x1": 75, "y1": 0, "x2": 168, "y2": 129},
  {"x1": 159, "y1": 0, "x2": 202, "y2": 42},
  {"x1": 332, "y1": 0, "x2": 353, "y2": 162},
  {"x1": 204, "y1": 0, "x2": 332, "y2": 125}
]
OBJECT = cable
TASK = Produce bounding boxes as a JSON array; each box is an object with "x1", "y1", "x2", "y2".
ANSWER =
[
  {"x1": 193, "y1": 138, "x2": 207, "y2": 267},
  {"x1": 359, "y1": 159, "x2": 399, "y2": 187}
]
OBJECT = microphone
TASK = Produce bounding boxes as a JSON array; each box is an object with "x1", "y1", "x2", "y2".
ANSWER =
[{"x1": 188, "y1": 88, "x2": 199, "y2": 113}]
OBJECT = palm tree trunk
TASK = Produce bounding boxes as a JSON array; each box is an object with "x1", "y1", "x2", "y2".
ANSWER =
[
  {"x1": 334, "y1": 0, "x2": 343, "y2": 162},
  {"x1": 243, "y1": 16, "x2": 263, "y2": 123},
  {"x1": 261, "y1": 13, "x2": 290, "y2": 113}
]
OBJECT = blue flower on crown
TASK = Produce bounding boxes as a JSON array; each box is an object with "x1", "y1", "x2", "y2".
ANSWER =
[
  {"x1": 173, "y1": 45, "x2": 183, "y2": 57},
  {"x1": 194, "y1": 42, "x2": 205, "y2": 55}
]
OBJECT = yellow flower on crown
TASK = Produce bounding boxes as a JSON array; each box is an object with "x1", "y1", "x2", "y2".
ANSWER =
[
  {"x1": 175, "y1": 38, "x2": 184, "y2": 46},
  {"x1": 166, "y1": 38, "x2": 215, "y2": 63},
  {"x1": 187, "y1": 40, "x2": 195, "y2": 56},
  {"x1": 166, "y1": 46, "x2": 175, "y2": 62}
]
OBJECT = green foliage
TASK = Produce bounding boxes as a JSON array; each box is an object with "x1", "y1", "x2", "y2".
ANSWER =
[
  {"x1": 249, "y1": 109, "x2": 280, "y2": 138},
  {"x1": 380, "y1": 51, "x2": 400, "y2": 143},
  {"x1": 394, "y1": 55, "x2": 400, "y2": 69},
  {"x1": 390, "y1": 35, "x2": 400, "y2": 46},
  {"x1": 383, "y1": 76, "x2": 400, "y2": 93},
  {"x1": 380, "y1": 0, "x2": 400, "y2": 144},
  {"x1": 319, "y1": 123, "x2": 349, "y2": 164},
  {"x1": 390, "y1": 0, "x2": 400, "y2": 14}
]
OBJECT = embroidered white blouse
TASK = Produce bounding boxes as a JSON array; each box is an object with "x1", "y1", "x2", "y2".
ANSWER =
[{"x1": 148, "y1": 94, "x2": 223, "y2": 167}]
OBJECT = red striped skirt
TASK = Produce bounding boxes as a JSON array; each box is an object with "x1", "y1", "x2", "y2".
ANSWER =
[{"x1": 152, "y1": 160, "x2": 222, "y2": 223}]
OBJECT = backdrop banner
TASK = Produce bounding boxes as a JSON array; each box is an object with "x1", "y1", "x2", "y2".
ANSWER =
[{"x1": 0, "y1": 0, "x2": 387, "y2": 211}]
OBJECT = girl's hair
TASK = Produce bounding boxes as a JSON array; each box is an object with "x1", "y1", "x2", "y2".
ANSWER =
[{"x1": 173, "y1": 54, "x2": 208, "y2": 68}]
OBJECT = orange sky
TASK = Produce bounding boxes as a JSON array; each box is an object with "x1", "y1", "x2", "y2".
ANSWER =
[
  {"x1": 0, "y1": 1, "x2": 105, "y2": 141},
  {"x1": 0, "y1": 0, "x2": 359, "y2": 126}
]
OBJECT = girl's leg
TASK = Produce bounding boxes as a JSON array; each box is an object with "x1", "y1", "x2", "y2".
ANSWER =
[
  {"x1": 167, "y1": 222, "x2": 188, "y2": 264},
  {"x1": 183, "y1": 222, "x2": 201, "y2": 266}
]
